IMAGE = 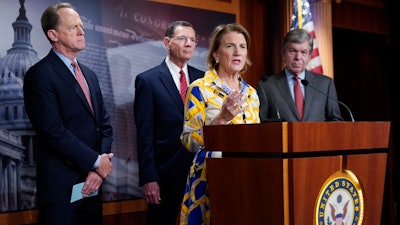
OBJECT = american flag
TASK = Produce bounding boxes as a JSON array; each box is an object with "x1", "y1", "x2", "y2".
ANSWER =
[{"x1": 291, "y1": 0, "x2": 323, "y2": 74}]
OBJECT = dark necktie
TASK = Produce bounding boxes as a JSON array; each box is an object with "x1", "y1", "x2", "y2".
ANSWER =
[
  {"x1": 294, "y1": 75, "x2": 304, "y2": 119},
  {"x1": 71, "y1": 61, "x2": 93, "y2": 110},
  {"x1": 179, "y1": 69, "x2": 188, "y2": 102}
]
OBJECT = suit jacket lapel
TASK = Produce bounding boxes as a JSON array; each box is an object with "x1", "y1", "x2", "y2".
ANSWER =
[
  {"x1": 158, "y1": 62, "x2": 185, "y2": 112},
  {"x1": 188, "y1": 66, "x2": 201, "y2": 83},
  {"x1": 276, "y1": 71, "x2": 299, "y2": 118},
  {"x1": 303, "y1": 71, "x2": 311, "y2": 118},
  {"x1": 49, "y1": 51, "x2": 94, "y2": 116}
]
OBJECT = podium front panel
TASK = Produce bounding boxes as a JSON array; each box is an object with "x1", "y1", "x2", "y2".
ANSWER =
[
  {"x1": 207, "y1": 156, "x2": 342, "y2": 225},
  {"x1": 204, "y1": 121, "x2": 389, "y2": 225}
]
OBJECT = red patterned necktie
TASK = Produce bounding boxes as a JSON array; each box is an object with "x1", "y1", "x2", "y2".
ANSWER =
[
  {"x1": 71, "y1": 61, "x2": 93, "y2": 110},
  {"x1": 293, "y1": 75, "x2": 304, "y2": 119},
  {"x1": 179, "y1": 69, "x2": 188, "y2": 102}
]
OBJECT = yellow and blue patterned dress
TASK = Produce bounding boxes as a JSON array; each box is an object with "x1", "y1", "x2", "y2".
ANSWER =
[{"x1": 180, "y1": 69, "x2": 260, "y2": 225}]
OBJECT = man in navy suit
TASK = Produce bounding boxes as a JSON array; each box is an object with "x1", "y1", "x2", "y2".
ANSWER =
[
  {"x1": 257, "y1": 28, "x2": 343, "y2": 122},
  {"x1": 134, "y1": 21, "x2": 204, "y2": 225},
  {"x1": 23, "y1": 3, "x2": 113, "y2": 225}
]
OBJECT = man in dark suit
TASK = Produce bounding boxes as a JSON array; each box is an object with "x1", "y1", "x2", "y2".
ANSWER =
[
  {"x1": 257, "y1": 28, "x2": 343, "y2": 122},
  {"x1": 23, "y1": 3, "x2": 113, "y2": 225},
  {"x1": 134, "y1": 21, "x2": 204, "y2": 225}
]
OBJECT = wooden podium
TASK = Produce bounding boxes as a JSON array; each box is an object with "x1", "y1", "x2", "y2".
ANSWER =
[{"x1": 204, "y1": 121, "x2": 390, "y2": 225}]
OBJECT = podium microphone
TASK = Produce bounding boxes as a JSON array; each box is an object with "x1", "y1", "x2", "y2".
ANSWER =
[
  {"x1": 260, "y1": 76, "x2": 282, "y2": 121},
  {"x1": 300, "y1": 79, "x2": 355, "y2": 122}
]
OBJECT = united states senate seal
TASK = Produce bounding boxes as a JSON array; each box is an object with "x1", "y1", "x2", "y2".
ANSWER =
[{"x1": 314, "y1": 170, "x2": 364, "y2": 225}]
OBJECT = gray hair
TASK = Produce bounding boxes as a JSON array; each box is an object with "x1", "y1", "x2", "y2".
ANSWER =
[
  {"x1": 41, "y1": 2, "x2": 75, "y2": 43},
  {"x1": 283, "y1": 28, "x2": 313, "y2": 55},
  {"x1": 165, "y1": 20, "x2": 195, "y2": 38}
]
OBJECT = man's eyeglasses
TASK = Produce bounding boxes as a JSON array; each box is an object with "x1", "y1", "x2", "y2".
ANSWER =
[{"x1": 172, "y1": 36, "x2": 197, "y2": 44}]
